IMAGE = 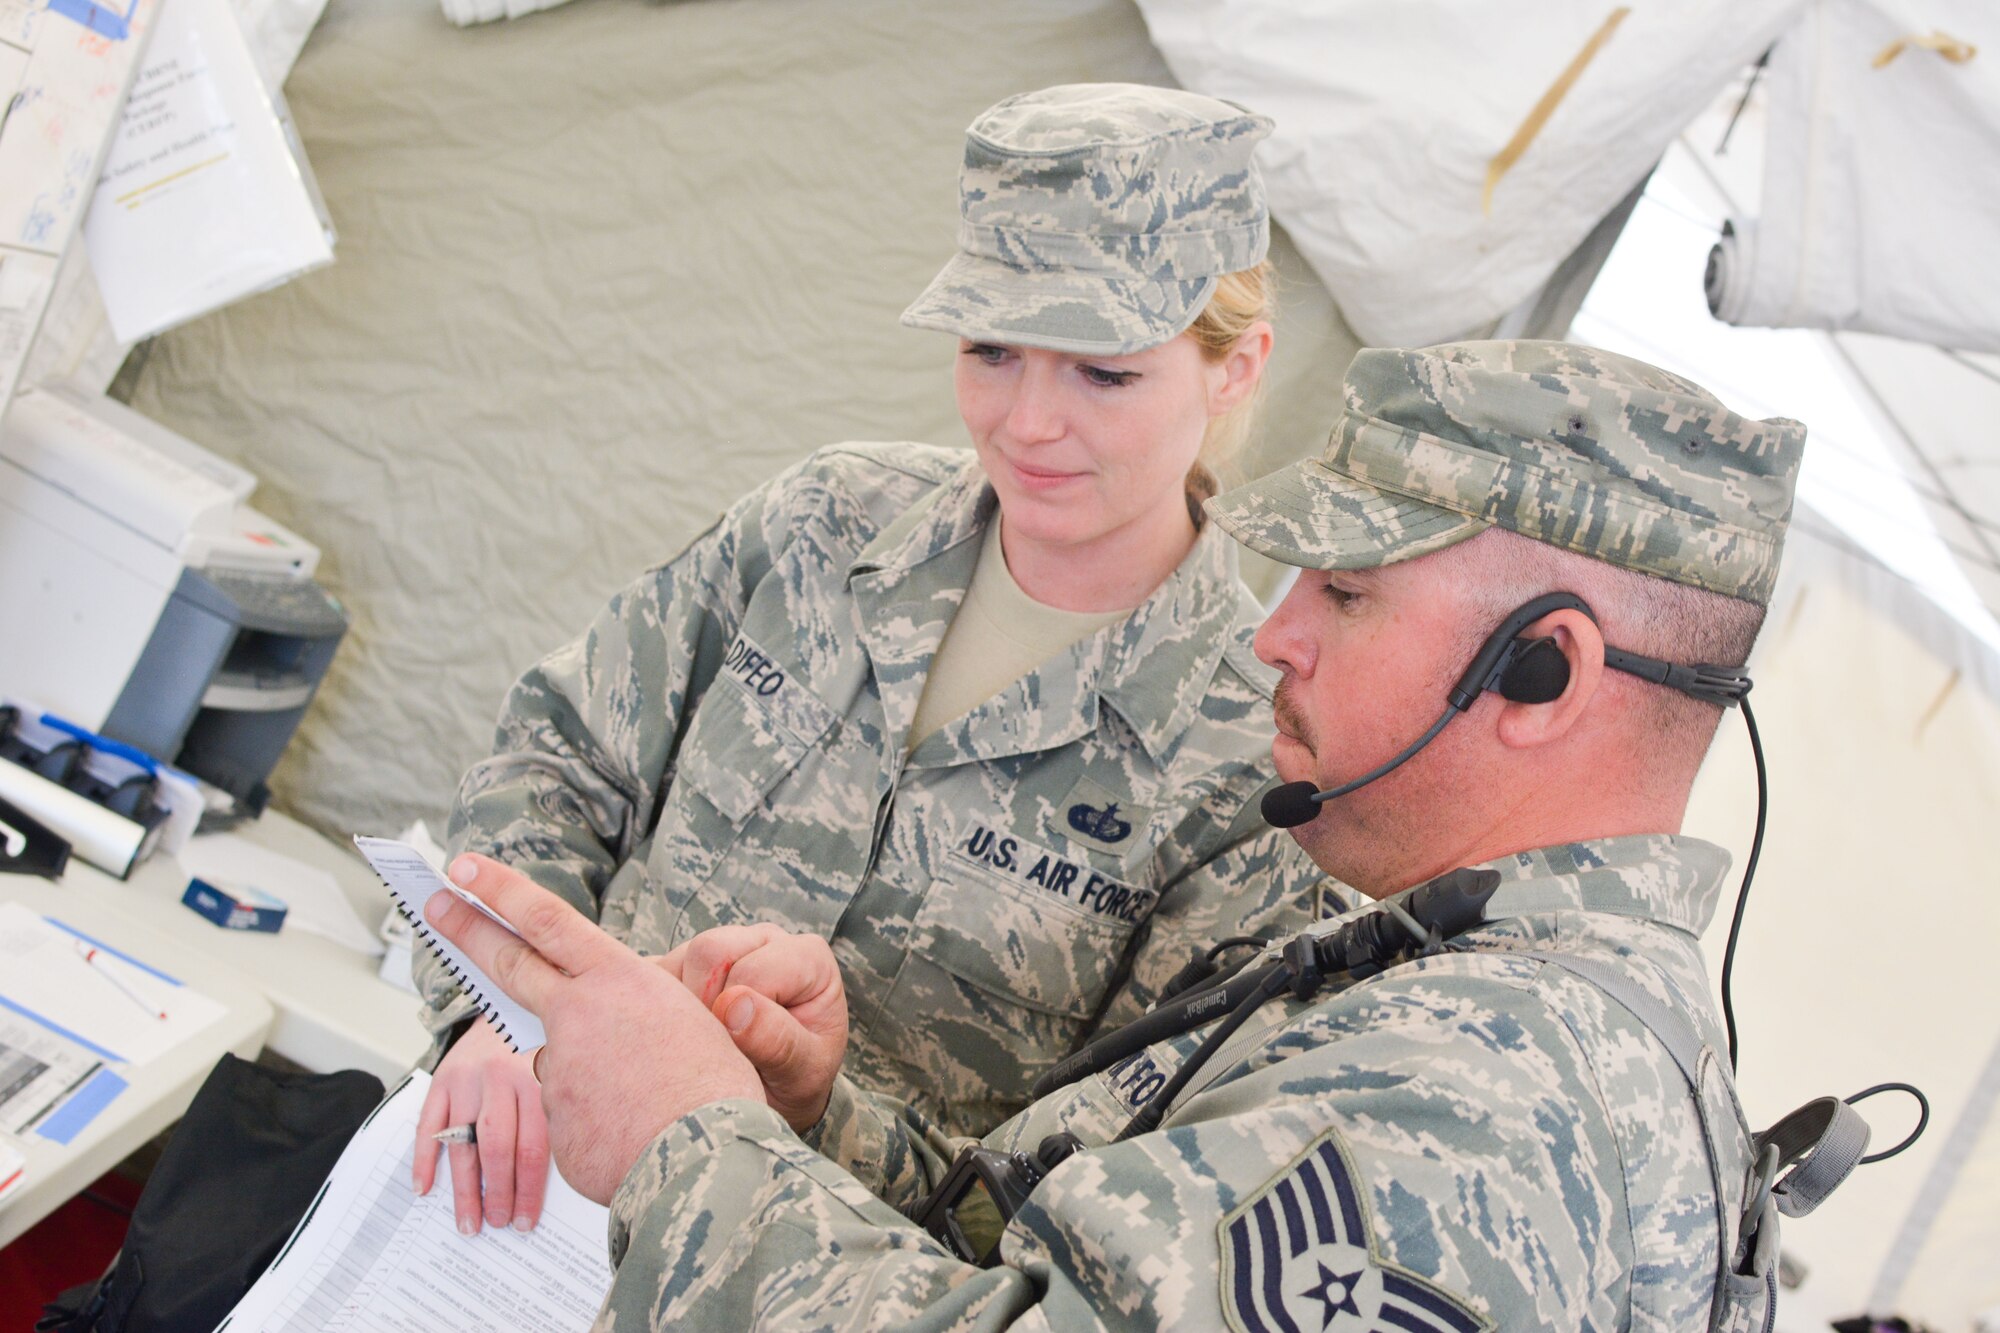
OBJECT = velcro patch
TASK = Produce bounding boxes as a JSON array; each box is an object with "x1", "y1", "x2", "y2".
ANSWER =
[
  {"x1": 1104, "y1": 1050, "x2": 1173, "y2": 1114},
  {"x1": 721, "y1": 634, "x2": 790, "y2": 699}
]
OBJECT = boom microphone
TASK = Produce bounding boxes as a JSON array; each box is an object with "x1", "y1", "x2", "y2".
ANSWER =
[
  {"x1": 1260, "y1": 704, "x2": 1458, "y2": 828},
  {"x1": 1260, "y1": 781, "x2": 1324, "y2": 829}
]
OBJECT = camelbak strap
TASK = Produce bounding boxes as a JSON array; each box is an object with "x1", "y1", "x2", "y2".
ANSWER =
[{"x1": 1754, "y1": 1096, "x2": 1871, "y2": 1219}]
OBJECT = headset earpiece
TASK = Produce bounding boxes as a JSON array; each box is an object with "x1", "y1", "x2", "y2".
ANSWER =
[
  {"x1": 1496, "y1": 636, "x2": 1571, "y2": 703},
  {"x1": 1447, "y1": 592, "x2": 1592, "y2": 711}
]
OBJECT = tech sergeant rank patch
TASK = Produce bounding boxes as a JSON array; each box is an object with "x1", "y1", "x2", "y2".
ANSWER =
[{"x1": 1219, "y1": 1127, "x2": 1490, "y2": 1333}]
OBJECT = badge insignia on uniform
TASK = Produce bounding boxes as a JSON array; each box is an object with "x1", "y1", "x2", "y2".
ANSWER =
[
  {"x1": 1056, "y1": 775, "x2": 1149, "y2": 851},
  {"x1": 1219, "y1": 1128, "x2": 1490, "y2": 1333},
  {"x1": 1067, "y1": 800, "x2": 1132, "y2": 844}
]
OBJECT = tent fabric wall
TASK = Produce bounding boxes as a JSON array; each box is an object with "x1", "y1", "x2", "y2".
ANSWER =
[
  {"x1": 1685, "y1": 524, "x2": 2000, "y2": 1329},
  {"x1": 122, "y1": 0, "x2": 1360, "y2": 841}
]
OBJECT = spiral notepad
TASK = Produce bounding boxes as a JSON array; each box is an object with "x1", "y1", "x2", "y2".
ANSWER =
[{"x1": 354, "y1": 836, "x2": 546, "y2": 1052}]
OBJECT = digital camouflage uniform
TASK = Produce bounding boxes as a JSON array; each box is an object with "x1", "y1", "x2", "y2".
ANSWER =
[
  {"x1": 425, "y1": 443, "x2": 1331, "y2": 1132},
  {"x1": 423, "y1": 84, "x2": 1328, "y2": 1136},
  {"x1": 585, "y1": 340, "x2": 1812, "y2": 1331},
  {"x1": 601, "y1": 835, "x2": 1751, "y2": 1332}
]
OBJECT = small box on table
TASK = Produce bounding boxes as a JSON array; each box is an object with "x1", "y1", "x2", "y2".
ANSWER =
[{"x1": 181, "y1": 877, "x2": 288, "y2": 932}]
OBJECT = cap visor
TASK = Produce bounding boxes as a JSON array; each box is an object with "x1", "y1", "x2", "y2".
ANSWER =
[
  {"x1": 901, "y1": 251, "x2": 1214, "y2": 356},
  {"x1": 1206, "y1": 458, "x2": 1488, "y2": 570}
]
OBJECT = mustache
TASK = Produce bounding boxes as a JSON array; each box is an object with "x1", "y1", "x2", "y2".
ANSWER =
[{"x1": 1272, "y1": 678, "x2": 1312, "y2": 751}]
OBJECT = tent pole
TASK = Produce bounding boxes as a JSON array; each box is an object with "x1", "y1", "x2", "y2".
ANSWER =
[{"x1": 1865, "y1": 1025, "x2": 2000, "y2": 1315}]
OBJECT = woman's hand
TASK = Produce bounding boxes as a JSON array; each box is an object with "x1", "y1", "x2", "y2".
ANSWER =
[
  {"x1": 657, "y1": 924, "x2": 850, "y2": 1132},
  {"x1": 413, "y1": 1018, "x2": 550, "y2": 1234}
]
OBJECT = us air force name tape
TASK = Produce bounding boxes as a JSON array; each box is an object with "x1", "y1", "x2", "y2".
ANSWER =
[{"x1": 954, "y1": 821, "x2": 1154, "y2": 924}]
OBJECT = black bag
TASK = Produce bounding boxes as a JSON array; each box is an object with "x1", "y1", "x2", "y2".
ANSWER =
[{"x1": 38, "y1": 1055, "x2": 385, "y2": 1333}]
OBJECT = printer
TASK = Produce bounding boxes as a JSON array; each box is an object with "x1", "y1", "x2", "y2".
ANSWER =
[{"x1": 0, "y1": 387, "x2": 346, "y2": 816}]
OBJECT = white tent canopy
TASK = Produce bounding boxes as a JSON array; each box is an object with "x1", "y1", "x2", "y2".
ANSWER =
[
  {"x1": 1706, "y1": 0, "x2": 1999, "y2": 355},
  {"x1": 1138, "y1": 0, "x2": 2000, "y2": 633}
]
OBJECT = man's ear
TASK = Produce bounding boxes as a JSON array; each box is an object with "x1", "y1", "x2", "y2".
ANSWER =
[
  {"x1": 1494, "y1": 609, "x2": 1603, "y2": 749},
  {"x1": 1206, "y1": 320, "x2": 1274, "y2": 417}
]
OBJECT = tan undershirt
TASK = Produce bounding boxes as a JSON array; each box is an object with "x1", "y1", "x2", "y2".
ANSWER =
[{"x1": 907, "y1": 518, "x2": 1135, "y2": 750}]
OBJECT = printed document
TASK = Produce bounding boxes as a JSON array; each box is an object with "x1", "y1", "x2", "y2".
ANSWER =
[
  {"x1": 83, "y1": 0, "x2": 334, "y2": 342},
  {"x1": 0, "y1": 1009, "x2": 101, "y2": 1135},
  {"x1": 219, "y1": 1071, "x2": 612, "y2": 1331}
]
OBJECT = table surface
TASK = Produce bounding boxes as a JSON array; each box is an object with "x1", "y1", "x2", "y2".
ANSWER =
[
  {"x1": 0, "y1": 877, "x2": 273, "y2": 1248},
  {"x1": 26, "y1": 811, "x2": 433, "y2": 1080},
  {"x1": 0, "y1": 810, "x2": 434, "y2": 1249}
]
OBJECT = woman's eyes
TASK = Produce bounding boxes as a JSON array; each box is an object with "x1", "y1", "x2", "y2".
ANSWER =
[
  {"x1": 1079, "y1": 363, "x2": 1141, "y2": 389},
  {"x1": 959, "y1": 345, "x2": 1139, "y2": 388}
]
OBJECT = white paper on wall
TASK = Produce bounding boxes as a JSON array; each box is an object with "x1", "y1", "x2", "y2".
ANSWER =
[{"x1": 82, "y1": 0, "x2": 334, "y2": 345}]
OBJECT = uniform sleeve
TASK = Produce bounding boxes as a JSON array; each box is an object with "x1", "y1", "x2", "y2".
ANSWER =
[
  {"x1": 800, "y1": 1073, "x2": 967, "y2": 1213},
  {"x1": 592, "y1": 963, "x2": 1630, "y2": 1332},
  {"x1": 413, "y1": 463, "x2": 807, "y2": 1040}
]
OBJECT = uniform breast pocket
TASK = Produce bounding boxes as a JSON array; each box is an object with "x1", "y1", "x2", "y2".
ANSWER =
[
  {"x1": 651, "y1": 669, "x2": 836, "y2": 914},
  {"x1": 872, "y1": 848, "x2": 1147, "y2": 1119}
]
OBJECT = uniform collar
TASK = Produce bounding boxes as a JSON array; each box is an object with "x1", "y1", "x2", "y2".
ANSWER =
[
  {"x1": 1095, "y1": 519, "x2": 1246, "y2": 765},
  {"x1": 850, "y1": 457, "x2": 991, "y2": 581},
  {"x1": 1296, "y1": 835, "x2": 1729, "y2": 965},
  {"x1": 1475, "y1": 833, "x2": 1731, "y2": 940},
  {"x1": 848, "y1": 457, "x2": 1252, "y2": 768}
]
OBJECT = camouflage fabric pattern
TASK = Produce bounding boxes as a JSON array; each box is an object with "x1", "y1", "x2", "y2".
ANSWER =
[
  {"x1": 426, "y1": 442, "x2": 1327, "y2": 1134},
  {"x1": 901, "y1": 83, "x2": 1273, "y2": 356},
  {"x1": 1206, "y1": 340, "x2": 1808, "y2": 604},
  {"x1": 592, "y1": 834, "x2": 1761, "y2": 1331}
]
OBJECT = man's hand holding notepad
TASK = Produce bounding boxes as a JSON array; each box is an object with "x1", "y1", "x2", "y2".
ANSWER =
[
  {"x1": 354, "y1": 836, "x2": 547, "y2": 1053},
  {"x1": 414, "y1": 852, "x2": 769, "y2": 1203}
]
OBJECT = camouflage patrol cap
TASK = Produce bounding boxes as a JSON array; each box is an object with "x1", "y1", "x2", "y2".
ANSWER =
[
  {"x1": 901, "y1": 83, "x2": 1273, "y2": 356},
  {"x1": 1207, "y1": 341, "x2": 1807, "y2": 604}
]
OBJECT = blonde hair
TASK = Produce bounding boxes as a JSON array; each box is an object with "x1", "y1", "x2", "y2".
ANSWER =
[{"x1": 1182, "y1": 260, "x2": 1276, "y2": 517}]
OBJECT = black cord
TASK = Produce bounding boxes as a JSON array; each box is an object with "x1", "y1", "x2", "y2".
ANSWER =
[
  {"x1": 1715, "y1": 47, "x2": 1773, "y2": 156},
  {"x1": 1719, "y1": 697, "x2": 1767, "y2": 1073},
  {"x1": 1850, "y1": 1082, "x2": 1931, "y2": 1164},
  {"x1": 1115, "y1": 965, "x2": 1293, "y2": 1142},
  {"x1": 1204, "y1": 936, "x2": 1267, "y2": 963},
  {"x1": 1713, "y1": 700, "x2": 1933, "y2": 1172},
  {"x1": 1324, "y1": 708, "x2": 1456, "y2": 801},
  {"x1": 1108, "y1": 887, "x2": 1481, "y2": 1143}
]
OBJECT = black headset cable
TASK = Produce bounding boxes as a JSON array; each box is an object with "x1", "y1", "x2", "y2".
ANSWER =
[{"x1": 1719, "y1": 697, "x2": 1768, "y2": 1073}]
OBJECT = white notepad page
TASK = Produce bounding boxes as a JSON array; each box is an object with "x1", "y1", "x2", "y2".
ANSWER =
[
  {"x1": 353, "y1": 837, "x2": 547, "y2": 1052},
  {"x1": 217, "y1": 1071, "x2": 611, "y2": 1331}
]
